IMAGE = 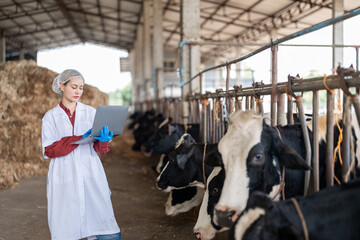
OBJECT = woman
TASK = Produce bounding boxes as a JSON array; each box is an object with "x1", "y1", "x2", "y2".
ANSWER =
[{"x1": 41, "y1": 69, "x2": 122, "y2": 240}]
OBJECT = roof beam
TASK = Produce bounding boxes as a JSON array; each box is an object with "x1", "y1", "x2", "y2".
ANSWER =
[
  {"x1": 205, "y1": 0, "x2": 332, "y2": 58},
  {"x1": 54, "y1": 0, "x2": 85, "y2": 42},
  {"x1": 201, "y1": 0, "x2": 230, "y2": 28}
]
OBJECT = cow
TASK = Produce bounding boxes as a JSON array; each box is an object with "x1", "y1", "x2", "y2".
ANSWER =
[
  {"x1": 156, "y1": 134, "x2": 221, "y2": 192},
  {"x1": 214, "y1": 110, "x2": 360, "y2": 228},
  {"x1": 165, "y1": 187, "x2": 204, "y2": 216},
  {"x1": 132, "y1": 110, "x2": 165, "y2": 150},
  {"x1": 229, "y1": 179, "x2": 360, "y2": 240},
  {"x1": 193, "y1": 167, "x2": 227, "y2": 240},
  {"x1": 143, "y1": 120, "x2": 200, "y2": 156}
]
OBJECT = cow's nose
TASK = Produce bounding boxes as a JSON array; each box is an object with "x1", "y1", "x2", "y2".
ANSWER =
[
  {"x1": 194, "y1": 230, "x2": 201, "y2": 240},
  {"x1": 156, "y1": 180, "x2": 167, "y2": 190},
  {"x1": 214, "y1": 207, "x2": 238, "y2": 228}
]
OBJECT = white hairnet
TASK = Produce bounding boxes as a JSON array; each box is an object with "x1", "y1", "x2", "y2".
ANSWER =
[{"x1": 52, "y1": 69, "x2": 85, "y2": 95}]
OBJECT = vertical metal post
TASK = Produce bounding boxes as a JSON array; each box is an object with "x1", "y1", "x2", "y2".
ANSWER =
[
  {"x1": 250, "y1": 96, "x2": 255, "y2": 110},
  {"x1": 296, "y1": 98, "x2": 312, "y2": 195},
  {"x1": 356, "y1": 47, "x2": 359, "y2": 72},
  {"x1": 257, "y1": 99, "x2": 264, "y2": 115},
  {"x1": 351, "y1": 96, "x2": 360, "y2": 126},
  {"x1": 206, "y1": 101, "x2": 211, "y2": 143},
  {"x1": 245, "y1": 96, "x2": 249, "y2": 110},
  {"x1": 236, "y1": 98, "x2": 242, "y2": 112},
  {"x1": 201, "y1": 100, "x2": 207, "y2": 144},
  {"x1": 342, "y1": 96, "x2": 351, "y2": 182},
  {"x1": 226, "y1": 65, "x2": 231, "y2": 114},
  {"x1": 287, "y1": 97, "x2": 294, "y2": 125},
  {"x1": 208, "y1": 99, "x2": 213, "y2": 143},
  {"x1": 312, "y1": 91, "x2": 320, "y2": 192},
  {"x1": 277, "y1": 94, "x2": 285, "y2": 125},
  {"x1": 326, "y1": 92, "x2": 334, "y2": 187},
  {"x1": 188, "y1": 100, "x2": 193, "y2": 123},
  {"x1": 200, "y1": 73, "x2": 203, "y2": 94},
  {"x1": 195, "y1": 99, "x2": 201, "y2": 123},
  {"x1": 212, "y1": 98, "x2": 217, "y2": 143},
  {"x1": 271, "y1": 44, "x2": 278, "y2": 127},
  {"x1": 219, "y1": 100, "x2": 224, "y2": 138}
]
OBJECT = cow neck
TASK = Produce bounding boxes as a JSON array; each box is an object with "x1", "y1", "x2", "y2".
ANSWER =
[
  {"x1": 290, "y1": 198, "x2": 309, "y2": 240},
  {"x1": 202, "y1": 143, "x2": 208, "y2": 191}
]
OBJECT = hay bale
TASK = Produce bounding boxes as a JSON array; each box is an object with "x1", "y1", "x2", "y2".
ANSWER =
[{"x1": 0, "y1": 60, "x2": 108, "y2": 190}]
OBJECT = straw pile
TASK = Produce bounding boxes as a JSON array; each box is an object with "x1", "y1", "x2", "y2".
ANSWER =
[{"x1": 0, "y1": 60, "x2": 108, "y2": 190}]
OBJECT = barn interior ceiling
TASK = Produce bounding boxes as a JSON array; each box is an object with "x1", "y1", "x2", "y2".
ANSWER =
[{"x1": 1, "y1": 0, "x2": 359, "y2": 60}]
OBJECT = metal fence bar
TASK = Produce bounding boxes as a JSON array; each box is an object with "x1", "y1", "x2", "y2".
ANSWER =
[
  {"x1": 312, "y1": 91, "x2": 320, "y2": 192},
  {"x1": 342, "y1": 96, "x2": 351, "y2": 182},
  {"x1": 187, "y1": 75, "x2": 360, "y2": 100},
  {"x1": 294, "y1": 98, "x2": 312, "y2": 196},
  {"x1": 326, "y1": 92, "x2": 334, "y2": 187},
  {"x1": 287, "y1": 97, "x2": 294, "y2": 125},
  {"x1": 277, "y1": 93, "x2": 285, "y2": 125},
  {"x1": 271, "y1": 45, "x2": 278, "y2": 126}
]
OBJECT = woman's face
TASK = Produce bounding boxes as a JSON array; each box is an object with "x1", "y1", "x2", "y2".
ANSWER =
[{"x1": 60, "y1": 77, "x2": 84, "y2": 103}]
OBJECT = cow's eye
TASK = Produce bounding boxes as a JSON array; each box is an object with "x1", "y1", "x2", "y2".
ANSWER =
[
  {"x1": 210, "y1": 188, "x2": 219, "y2": 195},
  {"x1": 250, "y1": 153, "x2": 265, "y2": 166}
]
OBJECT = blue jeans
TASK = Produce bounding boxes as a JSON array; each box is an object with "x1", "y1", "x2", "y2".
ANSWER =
[{"x1": 96, "y1": 232, "x2": 122, "y2": 240}]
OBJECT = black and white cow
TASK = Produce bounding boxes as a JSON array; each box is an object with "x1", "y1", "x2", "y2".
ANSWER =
[
  {"x1": 132, "y1": 110, "x2": 165, "y2": 150},
  {"x1": 229, "y1": 179, "x2": 360, "y2": 240},
  {"x1": 214, "y1": 111, "x2": 360, "y2": 227},
  {"x1": 193, "y1": 167, "x2": 227, "y2": 240},
  {"x1": 156, "y1": 134, "x2": 220, "y2": 191},
  {"x1": 143, "y1": 120, "x2": 200, "y2": 156},
  {"x1": 165, "y1": 187, "x2": 204, "y2": 216}
]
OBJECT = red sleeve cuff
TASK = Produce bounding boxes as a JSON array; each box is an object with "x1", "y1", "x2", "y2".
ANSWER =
[{"x1": 93, "y1": 141, "x2": 110, "y2": 155}]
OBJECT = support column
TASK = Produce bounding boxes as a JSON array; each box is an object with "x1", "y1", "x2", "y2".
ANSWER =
[
  {"x1": 143, "y1": 0, "x2": 152, "y2": 100},
  {"x1": 153, "y1": 0, "x2": 164, "y2": 99},
  {"x1": 181, "y1": 0, "x2": 201, "y2": 124},
  {"x1": 137, "y1": 24, "x2": 144, "y2": 101},
  {"x1": 0, "y1": 36, "x2": 5, "y2": 62},
  {"x1": 130, "y1": 48, "x2": 137, "y2": 107},
  {"x1": 332, "y1": 0, "x2": 344, "y2": 69},
  {"x1": 270, "y1": 30, "x2": 278, "y2": 126},
  {"x1": 235, "y1": 47, "x2": 242, "y2": 86}
]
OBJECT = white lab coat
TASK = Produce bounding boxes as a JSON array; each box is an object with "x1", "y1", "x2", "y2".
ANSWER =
[{"x1": 42, "y1": 102, "x2": 120, "y2": 240}]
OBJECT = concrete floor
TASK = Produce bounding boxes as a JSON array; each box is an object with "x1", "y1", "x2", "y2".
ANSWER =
[{"x1": 0, "y1": 131, "x2": 227, "y2": 240}]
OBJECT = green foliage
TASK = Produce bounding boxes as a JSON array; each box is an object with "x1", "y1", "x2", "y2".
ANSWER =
[{"x1": 108, "y1": 83, "x2": 131, "y2": 106}]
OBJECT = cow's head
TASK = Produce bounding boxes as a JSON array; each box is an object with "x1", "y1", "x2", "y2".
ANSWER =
[
  {"x1": 194, "y1": 167, "x2": 227, "y2": 240},
  {"x1": 229, "y1": 191, "x2": 302, "y2": 240},
  {"x1": 214, "y1": 111, "x2": 311, "y2": 227},
  {"x1": 143, "y1": 120, "x2": 185, "y2": 156},
  {"x1": 156, "y1": 134, "x2": 205, "y2": 192}
]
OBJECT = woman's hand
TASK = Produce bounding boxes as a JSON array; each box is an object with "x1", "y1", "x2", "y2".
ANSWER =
[
  {"x1": 82, "y1": 128, "x2": 92, "y2": 138},
  {"x1": 94, "y1": 126, "x2": 113, "y2": 143}
]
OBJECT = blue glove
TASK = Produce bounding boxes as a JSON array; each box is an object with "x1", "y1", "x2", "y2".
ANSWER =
[
  {"x1": 82, "y1": 128, "x2": 92, "y2": 138},
  {"x1": 94, "y1": 126, "x2": 113, "y2": 142}
]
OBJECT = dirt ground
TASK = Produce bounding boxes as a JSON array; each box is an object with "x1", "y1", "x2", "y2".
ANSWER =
[{"x1": 0, "y1": 130, "x2": 227, "y2": 240}]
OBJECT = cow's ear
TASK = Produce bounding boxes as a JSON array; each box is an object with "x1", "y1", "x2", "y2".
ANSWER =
[
  {"x1": 205, "y1": 149, "x2": 223, "y2": 167},
  {"x1": 168, "y1": 124, "x2": 177, "y2": 135},
  {"x1": 176, "y1": 148, "x2": 193, "y2": 170},
  {"x1": 272, "y1": 135, "x2": 311, "y2": 171},
  {"x1": 184, "y1": 134, "x2": 196, "y2": 144},
  {"x1": 268, "y1": 126, "x2": 311, "y2": 170}
]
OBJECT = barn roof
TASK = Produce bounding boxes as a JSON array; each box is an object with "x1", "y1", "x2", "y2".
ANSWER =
[{"x1": 1, "y1": 0, "x2": 359, "y2": 59}]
